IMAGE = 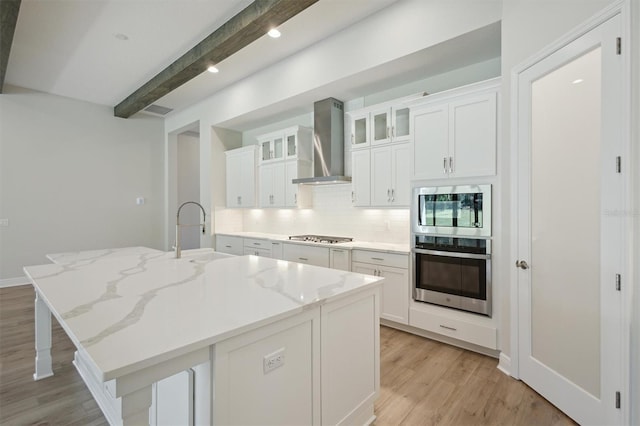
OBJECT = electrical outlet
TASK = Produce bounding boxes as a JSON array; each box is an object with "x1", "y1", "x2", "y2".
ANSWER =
[
  {"x1": 0, "y1": 219, "x2": 8, "y2": 227},
  {"x1": 263, "y1": 348, "x2": 285, "y2": 374}
]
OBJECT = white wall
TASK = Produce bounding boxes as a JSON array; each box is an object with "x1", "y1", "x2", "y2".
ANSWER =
[
  {"x1": 0, "y1": 85, "x2": 165, "y2": 282},
  {"x1": 177, "y1": 133, "x2": 200, "y2": 250}
]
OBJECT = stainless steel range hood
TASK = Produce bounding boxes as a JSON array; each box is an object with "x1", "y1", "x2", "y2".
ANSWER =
[{"x1": 293, "y1": 98, "x2": 351, "y2": 185}]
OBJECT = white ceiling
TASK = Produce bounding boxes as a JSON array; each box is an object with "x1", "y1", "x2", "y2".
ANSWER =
[{"x1": 6, "y1": 0, "x2": 399, "y2": 113}]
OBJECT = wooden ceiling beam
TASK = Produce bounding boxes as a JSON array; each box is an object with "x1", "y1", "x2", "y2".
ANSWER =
[
  {"x1": 114, "y1": 0, "x2": 319, "y2": 118},
  {"x1": 0, "y1": 0, "x2": 21, "y2": 93}
]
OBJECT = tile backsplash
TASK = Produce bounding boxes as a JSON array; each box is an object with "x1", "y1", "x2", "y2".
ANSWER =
[{"x1": 215, "y1": 185, "x2": 410, "y2": 243}]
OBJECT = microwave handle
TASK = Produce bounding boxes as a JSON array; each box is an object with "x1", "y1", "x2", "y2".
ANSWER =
[{"x1": 413, "y1": 248, "x2": 490, "y2": 260}]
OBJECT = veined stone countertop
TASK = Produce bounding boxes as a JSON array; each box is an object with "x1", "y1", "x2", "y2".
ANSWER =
[
  {"x1": 24, "y1": 247, "x2": 382, "y2": 382},
  {"x1": 216, "y1": 232, "x2": 410, "y2": 254}
]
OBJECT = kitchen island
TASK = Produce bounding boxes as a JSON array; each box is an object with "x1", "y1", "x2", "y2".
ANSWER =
[{"x1": 24, "y1": 247, "x2": 383, "y2": 425}]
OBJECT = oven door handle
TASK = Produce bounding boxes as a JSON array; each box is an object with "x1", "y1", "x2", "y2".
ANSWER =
[{"x1": 413, "y1": 248, "x2": 491, "y2": 260}]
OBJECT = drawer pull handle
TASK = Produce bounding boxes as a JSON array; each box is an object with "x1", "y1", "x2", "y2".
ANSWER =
[
  {"x1": 371, "y1": 257, "x2": 384, "y2": 261},
  {"x1": 225, "y1": 245, "x2": 231, "y2": 248},
  {"x1": 253, "y1": 242, "x2": 261, "y2": 246},
  {"x1": 439, "y1": 324, "x2": 457, "y2": 332},
  {"x1": 332, "y1": 249, "x2": 344, "y2": 252},
  {"x1": 298, "y1": 257, "x2": 308, "y2": 261}
]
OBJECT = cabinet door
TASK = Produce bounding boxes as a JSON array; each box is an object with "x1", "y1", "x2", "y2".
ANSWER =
[
  {"x1": 226, "y1": 148, "x2": 256, "y2": 207},
  {"x1": 270, "y1": 241, "x2": 284, "y2": 259},
  {"x1": 351, "y1": 149, "x2": 370, "y2": 206},
  {"x1": 285, "y1": 131, "x2": 297, "y2": 159},
  {"x1": 243, "y1": 246, "x2": 271, "y2": 257},
  {"x1": 370, "y1": 146, "x2": 392, "y2": 206},
  {"x1": 259, "y1": 165, "x2": 275, "y2": 207},
  {"x1": 449, "y1": 92, "x2": 497, "y2": 178},
  {"x1": 272, "y1": 163, "x2": 286, "y2": 206},
  {"x1": 391, "y1": 106, "x2": 410, "y2": 143},
  {"x1": 352, "y1": 261, "x2": 409, "y2": 325},
  {"x1": 391, "y1": 143, "x2": 410, "y2": 207},
  {"x1": 239, "y1": 149, "x2": 256, "y2": 207},
  {"x1": 370, "y1": 107, "x2": 390, "y2": 145},
  {"x1": 411, "y1": 104, "x2": 449, "y2": 180},
  {"x1": 226, "y1": 153, "x2": 243, "y2": 207},
  {"x1": 329, "y1": 248, "x2": 351, "y2": 271},
  {"x1": 349, "y1": 111, "x2": 370, "y2": 149},
  {"x1": 284, "y1": 161, "x2": 299, "y2": 207},
  {"x1": 378, "y1": 265, "x2": 409, "y2": 324}
]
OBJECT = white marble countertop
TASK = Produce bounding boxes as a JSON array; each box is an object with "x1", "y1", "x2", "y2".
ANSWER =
[
  {"x1": 24, "y1": 248, "x2": 382, "y2": 382},
  {"x1": 216, "y1": 232, "x2": 410, "y2": 254}
]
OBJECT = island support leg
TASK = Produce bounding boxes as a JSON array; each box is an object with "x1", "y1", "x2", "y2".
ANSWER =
[
  {"x1": 33, "y1": 290, "x2": 54, "y2": 380},
  {"x1": 120, "y1": 385, "x2": 152, "y2": 426}
]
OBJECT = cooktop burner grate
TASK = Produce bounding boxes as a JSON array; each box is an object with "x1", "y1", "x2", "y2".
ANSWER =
[{"x1": 288, "y1": 235, "x2": 353, "y2": 244}]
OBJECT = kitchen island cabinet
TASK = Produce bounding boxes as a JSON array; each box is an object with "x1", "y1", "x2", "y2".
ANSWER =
[{"x1": 25, "y1": 248, "x2": 382, "y2": 426}]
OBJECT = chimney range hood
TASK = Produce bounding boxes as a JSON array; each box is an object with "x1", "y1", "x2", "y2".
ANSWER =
[{"x1": 293, "y1": 98, "x2": 351, "y2": 185}]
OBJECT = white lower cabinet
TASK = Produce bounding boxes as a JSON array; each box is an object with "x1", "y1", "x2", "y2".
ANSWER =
[
  {"x1": 212, "y1": 286, "x2": 380, "y2": 426},
  {"x1": 329, "y1": 248, "x2": 351, "y2": 271},
  {"x1": 409, "y1": 305, "x2": 497, "y2": 350},
  {"x1": 351, "y1": 250, "x2": 409, "y2": 324},
  {"x1": 243, "y1": 238, "x2": 271, "y2": 257},
  {"x1": 215, "y1": 235, "x2": 243, "y2": 256},
  {"x1": 283, "y1": 243, "x2": 329, "y2": 268},
  {"x1": 270, "y1": 241, "x2": 284, "y2": 259}
]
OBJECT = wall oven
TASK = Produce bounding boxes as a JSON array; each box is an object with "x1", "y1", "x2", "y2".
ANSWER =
[
  {"x1": 411, "y1": 184, "x2": 492, "y2": 316},
  {"x1": 413, "y1": 235, "x2": 491, "y2": 316}
]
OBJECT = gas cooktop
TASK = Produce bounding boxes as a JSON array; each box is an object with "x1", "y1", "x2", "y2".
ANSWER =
[{"x1": 288, "y1": 235, "x2": 353, "y2": 244}]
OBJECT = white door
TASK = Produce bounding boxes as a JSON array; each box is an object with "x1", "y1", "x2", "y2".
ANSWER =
[
  {"x1": 515, "y1": 13, "x2": 624, "y2": 425},
  {"x1": 411, "y1": 104, "x2": 448, "y2": 180},
  {"x1": 370, "y1": 146, "x2": 392, "y2": 206}
]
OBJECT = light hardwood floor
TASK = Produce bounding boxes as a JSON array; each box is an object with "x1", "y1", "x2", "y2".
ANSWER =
[{"x1": 0, "y1": 285, "x2": 574, "y2": 425}]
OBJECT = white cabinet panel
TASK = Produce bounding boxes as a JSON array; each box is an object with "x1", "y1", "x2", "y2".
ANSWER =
[
  {"x1": 351, "y1": 149, "x2": 371, "y2": 206},
  {"x1": 283, "y1": 243, "x2": 329, "y2": 268},
  {"x1": 153, "y1": 370, "x2": 193, "y2": 426},
  {"x1": 369, "y1": 142, "x2": 410, "y2": 207},
  {"x1": 225, "y1": 146, "x2": 257, "y2": 208},
  {"x1": 449, "y1": 93, "x2": 497, "y2": 178},
  {"x1": 270, "y1": 241, "x2": 284, "y2": 260},
  {"x1": 243, "y1": 238, "x2": 271, "y2": 257},
  {"x1": 351, "y1": 250, "x2": 409, "y2": 325},
  {"x1": 215, "y1": 235, "x2": 243, "y2": 256},
  {"x1": 411, "y1": 80, "x2": 498, "y2": 180},
  {"x1": 329, "y1": 248, "x2": 351, "y2": 271},
  {"x1": 412, "y1": 104, "x2": 449, "y2": 180}
]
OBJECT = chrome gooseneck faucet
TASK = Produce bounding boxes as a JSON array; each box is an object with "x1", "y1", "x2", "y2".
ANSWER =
[{"x1": 174, "y1": 201, "x2": 206, "y2": 258}]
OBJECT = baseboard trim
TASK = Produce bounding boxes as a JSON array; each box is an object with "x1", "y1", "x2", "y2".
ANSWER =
[
  {"x1": 497, "y1": 352, "x2": 511, "y2": 376},
  {"x1": 0, "y1": 277, "x2": 30, "y2": 288}
]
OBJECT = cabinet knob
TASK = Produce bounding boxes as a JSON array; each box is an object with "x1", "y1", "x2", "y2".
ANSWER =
[{"x1": 515, "y1": 260, "x2": 530, "y2": 270}]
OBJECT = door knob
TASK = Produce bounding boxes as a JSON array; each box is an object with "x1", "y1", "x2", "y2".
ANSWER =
[{"x1": 515, "y1": 260, "x2": 529, "y2": 270}]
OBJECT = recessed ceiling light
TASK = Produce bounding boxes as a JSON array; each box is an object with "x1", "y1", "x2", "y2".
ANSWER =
[
  {"x1": 207, "y1": 65, "x2": 219, "y2": 73},
  {"x1": 114, "y1": 33, "x2": 129, "y2": 41},
  {"x1": 268, "y1": 28, "x2": 281, "y2": 38},
  {"x1": 572, "y1": 78, "x2": 584, "y2": 84}
]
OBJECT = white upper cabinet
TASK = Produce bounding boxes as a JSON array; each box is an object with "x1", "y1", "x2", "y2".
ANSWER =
[
  {"x1": 259, "y1": 126, "x2": 312, "y2": 164},
  {"x1": 351, "y1": 149, "x2": 371, "y2": 207},
  {"x1": 257, "y1": 126, "x2": 312, "y2": 208},
  {"x1": 370, "y1": 142, "x2": 410, "y2": 207},
  {"x1": 347, "y1": 111, "x2": 370, "y2": 149},
  {"x1": 411, "y1": 79, "x2": 499, "y2": 180},
  {"x1": 225, "y1": 145, "x2": 257, "y2": 208},
  {"x1": 370, "y1": 105, "x2": 411, "y2": 146}
]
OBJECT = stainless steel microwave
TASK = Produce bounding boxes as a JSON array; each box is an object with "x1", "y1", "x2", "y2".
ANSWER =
[{"x1": 411, "y1": 184, "x2": 491, "y2": 237}]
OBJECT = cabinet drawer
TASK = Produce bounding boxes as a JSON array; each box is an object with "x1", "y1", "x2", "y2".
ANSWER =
[
  {"x1": 243, "y1": 238, "x2": 269, "y2": 249},
  {"x1": 409, "y1": 307, "x2": 497, "y2": 350},
  {"x1": 283, "y1": 243, "x2": 329, "y2": 268},
  {"x1": 215, "y1": 235, "x2": 243, "y2": 256},
  {"x1": 351, "y1": 250, "x2": 408, "y2": 269}
]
